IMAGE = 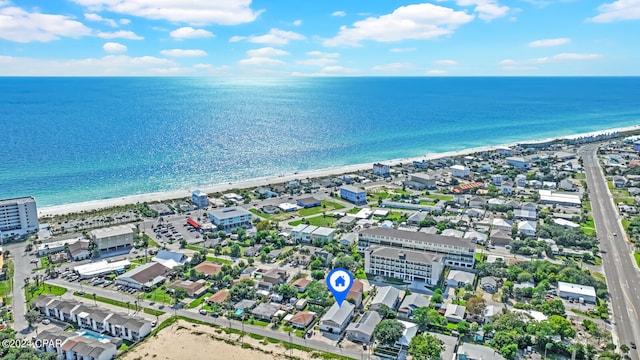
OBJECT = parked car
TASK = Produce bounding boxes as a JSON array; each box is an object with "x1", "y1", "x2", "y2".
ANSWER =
[
  {"x1": 199, "y1": 309, "x2": 207, "y2": 315},
  {"x1": 42, "y1": 319, "x2": 51, "y2": 325}
]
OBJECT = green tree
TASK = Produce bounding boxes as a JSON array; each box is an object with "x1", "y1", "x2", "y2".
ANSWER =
[
  {"x1": 373, "y1": 319, "x2": 405, "y2": 346},
  {"x1": 25, "y1": 309, "x2": 39, "y2": 328},
  {"x1": 501, "y1": 343, "x2": 518, "y2": 360},
  {"x1": 274, "y1": 284, "x2": 297, "y2": 300},
  {"x1": 409, "y1": 333, "x2": 444, "y2": 360},
  {"x1": 311, "y1": 270, "x2": 325, "y2": 280},
  {"x1": 466, "y1": 296, "x2": 486, "y2": 316},
  {"x1": 375, "y1": 304, "x2": 397, "y2": 319},
  {"x1": 306, "y1": 281, "x2": 329, "y2": 303},
  {"x1": 539, "y1": 299, "x2": 565, "y2": 316},
  {"x1": 229, "y1": 279, "x2": 257, "y2": 302},
  {"x1": 230, "y1": 243, "x2": 241, "y2": 258},
  {"x1": 333, "y1": 255, "x2": 355, "y2": 270}
]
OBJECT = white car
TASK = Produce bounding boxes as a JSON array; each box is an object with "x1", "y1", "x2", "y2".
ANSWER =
[{"x1": 42, "y1": 319, "x2": 51, "y2": 325}]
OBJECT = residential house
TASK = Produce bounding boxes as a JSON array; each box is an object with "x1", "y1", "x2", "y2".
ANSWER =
[
  {"x1": 444, "y1": 304, "x2": 466, "y2": 323},
  {"x1": 465, "y1": 208, "x2": 485, "y2": 219},
  {"x1": 373, "y1": 163, "x2": 391, "y2": 177},
  {"x1": 115, "y1": 262, "x2": 168, "y2": 290},
  {"x1": 243, "y1": 244, "x2": 263, "y2": 257},
  {"x1": 251, "y1": 302, "x2": 282, "y2": 322},
  {"x1": 450, "y1": 165, "x2": 470, "y2": 178},
  {"x1": 404, "y1": 173, "x2": 436, "y2": 190},
  {"x1": 318, "y1": 301, "x2": 355, "y2": 334},
  {"x1": 336, "y1": 216, "x2": 358, "y2": 231},
  {"x1": 395, "y1": 320, "x2": 419, "y2": 349},
  {"x1": 441, "y1": 229, "x2": 464, "y2": 238},
  {"x1": 347, "y1": 279, "x2": 364, "y2": 308},
  {"x1": 518, "y1": 220, "x2": 537, "y2": 236},
  {"x1": 288, "y1": 311, "x2": 316, "y2": 329},
  {"x1": 490, "y1": 229, "x2": 513, "y2": 246},
  {"x1": 254, "y1": 187, "x2": 278, "y2": 199},
  {"x1": 208, "y1": 206, "x2": 253, "y2": 230},
  {"x1": 66, "y1": 240, "x2": 90, "y2": 261},
  {"x1": 407, "y1": 212, "x2": 428, "y2": 226},
  {"x1": 496, "y1": 146, "x2": 512, "y2": 156},
  {"x1": 456, "y1": 343, "x2": 506, "y2": 360},
  {"x1": 340, "y1": 232, "x2": 358, "y2": 246},
  {"x1": 480, "y1": 277, "x2": 498, "y2": 293},
  {"x1": 468, "y1": 196, "x2": 486, "y2": 208},
  {"x1": 233, "y1": 299, "x2": 257, "y2": 311},
  {"x1": 292, "y1": 278, "x2": 311, "y2": 293},
  {"x1": 446, "y1": 270, "x2": 475, "y2": 288},
  {"x1": 491, "y1": 174, "x2": 503, "y2": 186},
  {"x1": 613, "y1": 176, "x2": 627, "y2": 188},
  {"x1": 262, "y1": 268, "x2": 288, "y2": 285},
  {"x1": 346, "y1": 311, "x2": 382, "y2": 344},
  {"x1": 515, "y1": 174, "x2": 527, "y2": 188},
  {"x1": 500, "y1": 181, "x2": 513, "y2": 195},
  {"x1": 290, "y1": 224, "x2": 335, "y2": 244},
  {"x1": 560, "y1": 178, "x2": 577, "y2": 191},
  {"x1": 492, "y1": 218, "x2": 513, "y2": 232},
  {"x1": 207, "y1": 289, "x2": 230, "y2": 305},
  {"x1": 397, "y1": 294, "x2": 431, "y2": 319},
  {"x1": 505, "y1": 157, "x2": 531, "y2": 169},
  {"x1": 370, "y1": 286, "x2": 401, "y2": 311},
  {"x1": 168, "y1": 279, "x2": 208, "y2": 298},
  {"x1": 260, "y1": 205, "x2": 280, "y2": 214},
  {"x1": 339, "y1": 185, "x2": 367, "y2": 205},
  {"x1": 194, "y1": 261, "x2": 223, "y2": 278},
  {"x1": 464, "y1": 231, "x2": 487, "y2": 245},
  {"x1": 296, "y1": 197, "x2": 321, "y2": 208},
  {"x1": 191, "y1": 190, "x2": 209, "y2": 209}
]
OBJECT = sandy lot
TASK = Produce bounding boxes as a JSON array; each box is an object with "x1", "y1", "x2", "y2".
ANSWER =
[{"x1": 121, "y1": 320, "x2": 316, "y2": 360}]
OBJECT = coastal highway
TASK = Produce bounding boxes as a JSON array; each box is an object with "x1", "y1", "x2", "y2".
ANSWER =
[{"x1": 579, "y1": 144, "x2": 640, "y2": 357}]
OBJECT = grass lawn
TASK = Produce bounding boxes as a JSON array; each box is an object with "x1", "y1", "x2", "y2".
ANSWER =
[
  {"x1": 574, "y1": 173, "x2": 586, "y2": 179},
  {"x1": 622, "y1": 219, "x2": 630, "y2": 230},
  {"x1": 205, "y1": 256, "x2": 232, "y2": 265},
  {"x1": 384, "y1": 212, "x2": 404, "y2": 222},
  {"x1": 248, "y1": 318, "x2": 270, "y2": 327},
  {"x1": 635, "y1": 251, "x2": 640, "y2": 268},
  {"x1": 288, "y1": 220, "x2": 303, "y2": 226},
  {"x1": 0, "y1": 279, "x2": 12, "y2": 297},
  {"x1": 582, "y1": 201, "x2": 592, "y2": 212},
  {"x1": 252, "y1": 200, "x2": 345, "y2": 222},
  {"x1": 185, "y1": 244, "x2": 204, "y2": 252},
  {"x1": 423, "y1": 193, "x2": 454, "y2": 201},
  {"x1": 40, "y1": 256, "x2": 51, "y2": 269},
  {"x1": 25, "y1": 283, "x2": 67, "y2": 305},
  {"x1": 249, "y1": 208, "x2": 273, "y2": 220},
  {"x1": 75, "y1": 291, "x2": 165, "y2": 316},
  {"x1": 142, "y1": 286, "x2": 173, "y2": 303},
  {"x1": 186, "y1": 293, "x2": 211, "y2": 309},
  {"x1": 347, "y1": 207, "x2": 362, "y2": 214},
  {"x1": 304, "y1": 215, "x2": 337, "y2": 227}
]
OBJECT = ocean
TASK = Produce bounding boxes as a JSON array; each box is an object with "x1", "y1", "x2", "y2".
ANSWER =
[{"x1": 1, "y1": 77, "x2": 639, "y2": 207}]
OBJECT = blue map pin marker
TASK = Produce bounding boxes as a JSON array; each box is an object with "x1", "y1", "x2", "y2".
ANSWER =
[{"x1": 326, "y1": 268, "x2": 354, "y2": 307}]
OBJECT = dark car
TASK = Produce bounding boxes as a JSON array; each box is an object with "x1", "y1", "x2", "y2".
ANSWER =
[{"x1": 631, "y1": 342, "x2": 637, "y2": 349}]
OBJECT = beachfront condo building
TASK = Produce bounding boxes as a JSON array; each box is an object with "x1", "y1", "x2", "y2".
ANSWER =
[
  {"x1": 358, "y1": 227, "x2": 475, "y2": 269},
  {"x1": 208, "y1": 206, "x2": 252, "y2": 230},
  {"x1": 0, "y1": 196, "x2": 39, "y2": 241},
  {"x1": 373, "y1": 163, "x2": 391, "y2": 177},
  {"x1": 90, "y1": 224, "x2": 135, "y2": 251},
  {"x1": 191, "y1": 190, "x2": 209, "y2": 209},
  {"x1": 364, "y1": 246, "x2": 444, "y2": 285},
  {"x1": 339, "y1": 185, "x2": 367, "y2": 205}
]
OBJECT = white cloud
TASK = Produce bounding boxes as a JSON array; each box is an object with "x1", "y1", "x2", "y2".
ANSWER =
[
  {"x1": 390, "y1": 47, "x2": 416, "y2": 53},
  {"x1": 103, "y1": 41, "x2": 127, "y2": 53},
  {"x1": 318, "y1": 66, "x2": 357, "y2": 75},
  {"x1": 588, "y1": 0, "x2": 640, "y2": 22},
  {"x1": 296, "y1": 58, "x2": 337, "y2": 66},
  {"x1": 528, "y1": 37, "x2": 571, "y2": 47},
  {"x1": 0, "y1": 55, "x2": 178, "y2": 76},
  {"x1": 230, "y1": 28, "x2": 306, "y2": 45},
  {"x1": 434, "y1": 59, "x2": 458, "y2": 66},
  {"x1": 323, "y1": 3, "x2": 475, "y2": 47},
  {"x1": 97, "y1": 30, "x2": 143, "y2": 40},
  {"x1": 498, "y1": 59, "x2": 518, "y2": 66},
  {"x1": 238, "y1": 57, "x2": 286, "y2": 66},
  {"x1": 84, "y1": 13, "x2": 117, "y2": 27},
  {"x1": 246, "y1": 47, "x2": 289, "y2": 57},
  {"x1": 372, "y1": 62, "x2": 413, "y2": 72},
  {"x1": 119, "y1": 18, "x2": 130, "y2": 25},
  {"x1": 331, "y1": 11, "x2": 347, "y2": 17},
  {"x1": 170, "y1": 27, "x2": 214, "y2": 40},
  {"x1": 307, "y1": 51, "x2": 340, "y2": 58},
  {"x1": 0, "y1": 6, "x2": 92, "y2": 43},
  {"x1": 426, "y1": 69, "x2": 448, "y2": 75},
  {"x1": 160, "y1": 49, "x2": 208, "y2": 57},
  {"x1": 457, "y1": 0, "x2": 510, "y2": 21},
  {"x1": 292, "y1": 19, "x2": 302, "y2": 26},
  {"x1": 533, "y1": 53, "x2": 603, "y2": 63},
  {"x1": 70, "y1": 0, "x2": 263, "y2": 25}
]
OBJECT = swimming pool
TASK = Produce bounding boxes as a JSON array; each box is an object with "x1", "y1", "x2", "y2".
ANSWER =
[{"x1": 77, "y1": 330, "x2": 112, "y2": 343}]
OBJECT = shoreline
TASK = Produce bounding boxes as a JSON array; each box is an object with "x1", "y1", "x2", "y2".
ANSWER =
[{"x1": 38, "y1": 124, "x2": 640, "y2": 218}]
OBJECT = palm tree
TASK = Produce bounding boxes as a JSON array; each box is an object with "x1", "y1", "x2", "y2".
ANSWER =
[{"x1": 92, "y1": 293, "x2": 97, "y2": 306}]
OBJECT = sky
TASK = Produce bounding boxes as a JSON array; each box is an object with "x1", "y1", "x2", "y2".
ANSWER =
[{"x1": 0, "y1": 0, "x2": 639, "y2": 76}]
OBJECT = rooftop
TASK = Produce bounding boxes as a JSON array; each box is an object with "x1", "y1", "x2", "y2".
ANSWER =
[
  {"x1": 90, "y1": 224, "x2": 135, "y2": 239},
  {"x1": 360, "y1": 227, "x2": 475, "y2": 250}
]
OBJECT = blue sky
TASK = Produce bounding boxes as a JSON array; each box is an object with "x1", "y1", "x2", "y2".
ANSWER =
[{"x1": 0, "y1": 0, "x2": 639, "y2": 76}]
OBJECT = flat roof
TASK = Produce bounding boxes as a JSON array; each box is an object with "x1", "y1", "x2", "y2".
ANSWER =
[
  {"x1": 74, "y1": 259, "x2": 131, "y2": 277},
  {"x1": 557, "y1": 281, "x2": 596, "y2": 297},
  {"x1": 208, "y1": 206, "x2": 252, "y2": 219},
  {"x1": 340, "y1": 185, "x2": 365, "y2": 193},
  {"x1": 90, "y1": 224, "x2": 135, "y2": 238},
  {"x1": 368, "y1": 246, "x2": 441, "y2": 263},
  {"x1": 360, "y1": 227, "x2": 475, "y2": 250},
  {"x1": 0, "y1": 196, "x2": 36, "y2": 205},
  {"x1": 37, "y1": 237, "x2": 82, "y2": 251}
]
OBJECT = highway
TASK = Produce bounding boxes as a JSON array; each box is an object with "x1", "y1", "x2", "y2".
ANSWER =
[{"x1": 579, "y1": 144, "x2": 640, "y2": 357}]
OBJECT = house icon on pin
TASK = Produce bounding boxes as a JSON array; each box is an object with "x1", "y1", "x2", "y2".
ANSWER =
[{"x1": 335, "y1": 275, "x2": 346, "y2": 288}]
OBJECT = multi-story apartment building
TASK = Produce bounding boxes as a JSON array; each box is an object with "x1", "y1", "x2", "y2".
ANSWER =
[
  {"x1": 208, "y1": 206, "x2": 252, "y2": 230},
  {"x1": 0, "y1": 196, "x2": 39, "y2": 241},
  {"x1": 339, "y1": 185, "x2": 367, "y2": 205},
  {"x1": 364, "y1": 246, "x2": 444, "y2": 285},
  {"x1": 358, "y1": 227, "x2": 475, "y2": 269},
  {"x1": 191, "y1": 190, "x2": 209, "y2": 209},
  {"x1": 90, "y1": 224, "x2": 135, "y2": 251}
]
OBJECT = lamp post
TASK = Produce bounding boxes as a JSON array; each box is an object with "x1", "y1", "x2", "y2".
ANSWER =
[
  {"x1": 288, "y1": 331, "x2": 292, "y2": 359},
  {"x1": 544, "y1": 342, "x2": 553, "y2": 359}
]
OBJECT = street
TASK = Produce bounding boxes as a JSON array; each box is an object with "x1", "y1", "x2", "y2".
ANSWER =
[
  {"x1": 579, "y1": 144, "x2": 640, "y2": 358},
  {"x1": 5, "y1": 241, "x2": 35, "y2": 338}
]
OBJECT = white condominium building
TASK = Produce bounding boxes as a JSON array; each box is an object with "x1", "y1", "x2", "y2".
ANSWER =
[
  {"x1": 358, "y1": 227, "x2": 475, "y2": 269},
  {"x1": 0, "y1": 196, "x2": 39, "y2": 240},
  {"x1": 365, "y1": 246, "x2": 444, "y2": 285},
  {"x1": 90, "y1": 224, "x2": 135, "y2": 251}
]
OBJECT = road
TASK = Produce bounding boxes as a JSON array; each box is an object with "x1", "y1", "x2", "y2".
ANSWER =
[
  {"x1": 579, "y1": 144, "x2": 640, "y2": 357},
  {"x1": 5, "y1": 241, "x2": 37, "y2": 338},
  {"x1": 46, "y1": 279, "x2": 371, "y2": 359}
]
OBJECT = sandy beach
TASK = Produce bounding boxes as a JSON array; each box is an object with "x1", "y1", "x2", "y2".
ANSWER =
[
  {"x1": 121, "y1": 320, "x2": 322, "y2": 360},
  {"x1": 37, "y1": 125, "x2": 640, "y2": 218}
]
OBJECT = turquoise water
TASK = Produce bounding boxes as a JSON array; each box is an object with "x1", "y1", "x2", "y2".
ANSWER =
[
  {"x1": 1, "y1": 77, "x2": 639, "y2": 207},
  {"x1": 78, "y1": 330, "x2": 112, "y2": 343}
]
